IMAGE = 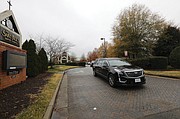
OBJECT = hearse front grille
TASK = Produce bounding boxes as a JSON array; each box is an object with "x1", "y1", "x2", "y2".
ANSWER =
[{"x1": 125, "y1": 70, "x2": 143, "y2": 77}]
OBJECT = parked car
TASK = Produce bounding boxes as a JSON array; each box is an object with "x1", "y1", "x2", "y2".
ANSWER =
[{"x1": 92, "y1": 58, "x2": 146, "y2": 87}]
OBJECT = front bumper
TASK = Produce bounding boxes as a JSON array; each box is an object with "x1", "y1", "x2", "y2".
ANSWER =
[{"x1": 117, "y1": 76, "x2": 146, "y2": 85}]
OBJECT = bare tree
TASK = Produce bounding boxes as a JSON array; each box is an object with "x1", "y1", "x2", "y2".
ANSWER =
[
  {"x1": 44, "y1": 36, "x2": 74, "y2": 66},
  {"x1": 29, "y1": 33, "x2": 45, "y2": 52},
  {"x1": 29, "y1": 34, "x2": 74, "y2": 66},
  {"x1": 44, "y1": 36, "x2": 58, "y2": 64},
  {"x1": 70, "y1": 53, "x2": 77, "y2": 62}
]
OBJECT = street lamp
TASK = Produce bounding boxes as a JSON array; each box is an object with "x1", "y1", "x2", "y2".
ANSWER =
[{"x1": 101, "y1": 38, "x2": 106, "y2": 58}]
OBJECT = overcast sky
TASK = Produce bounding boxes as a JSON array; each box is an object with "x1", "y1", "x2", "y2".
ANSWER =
[{"x1": 1, "y1": 0, "x2": 180, "y2": 58}]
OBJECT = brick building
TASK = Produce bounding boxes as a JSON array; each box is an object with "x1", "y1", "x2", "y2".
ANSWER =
[{"x1": 0, "y1": 10, "x2": 26, "y2": 90}]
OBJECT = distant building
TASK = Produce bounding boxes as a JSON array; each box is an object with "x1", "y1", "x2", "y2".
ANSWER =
[
  {"x1": 53, "y1": 52, "x2": 71, "y2": 64},
  {"x1": 59, "y1": 52, "x2": 71, "y2": 63}
]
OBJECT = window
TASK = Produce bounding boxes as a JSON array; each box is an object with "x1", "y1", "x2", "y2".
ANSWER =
[
  {"x1": 102, "y1": 60, "x2": 108, "y2": 66},
  {"x1": 108, "y1": 59, "x2": 131, "y2": 67},
  {"x1": 0, "y1": 16, "x2": 19, "y2": 34}
]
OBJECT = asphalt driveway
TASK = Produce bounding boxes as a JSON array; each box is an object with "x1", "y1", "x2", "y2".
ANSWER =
[{"x1": 52, "y1": 67, "x2": 180, "y2": 119}]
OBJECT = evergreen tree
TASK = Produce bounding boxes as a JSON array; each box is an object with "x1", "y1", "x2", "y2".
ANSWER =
[
  {"x1": 153, "y1": 26, "x2": 180, "y2": 57},
  {"x1": 22, "y1": 40, "x2": 29, "y2": 51},
  {"x1": 38, "y1": 48, "x2": 48, "y2": 73},
  {"x1": 22, "y1": 39, "x2": 39, "y2": 77},
  {"x1": 169, "y1": 46, "x2": 180, "y2": 69},
  {"x1": 28, "y1": 39, "x2": 39, "y2": 77}
]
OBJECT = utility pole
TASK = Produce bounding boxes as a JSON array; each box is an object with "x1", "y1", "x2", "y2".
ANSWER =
[{"x1": 7, "y1": 0, "x2": 12, "y2": 10}]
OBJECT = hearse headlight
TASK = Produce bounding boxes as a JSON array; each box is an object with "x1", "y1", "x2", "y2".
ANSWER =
[{"x1": 114, "y1": 69, "x2": 125, "y2": 76}]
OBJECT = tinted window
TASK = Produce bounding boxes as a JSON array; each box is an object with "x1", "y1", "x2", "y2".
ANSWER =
[
  {"x1": 98, "y1": 60, "x2": 103, "y2": 66},
  {"x1": 102, "y1": 60, "x2": 108, "y2": 66},
  {"x1": 93, "y1": 60, "x2": 98, "y2": 65},
  {"x1": 108, "y1": 59, "x2": 131, "y2": 66},
  {"x1": 96, "y1": 59, "x2": 105, "y2": 66}
]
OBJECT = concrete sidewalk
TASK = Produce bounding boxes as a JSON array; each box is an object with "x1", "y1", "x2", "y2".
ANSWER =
[{"x1": 51, "y1": 74, "x2": 68, "y2": 119}]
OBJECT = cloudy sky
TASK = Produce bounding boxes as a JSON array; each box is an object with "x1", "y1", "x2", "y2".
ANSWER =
[{"x1": 0, "y1": 0, "x2": 180, "y2": 58}]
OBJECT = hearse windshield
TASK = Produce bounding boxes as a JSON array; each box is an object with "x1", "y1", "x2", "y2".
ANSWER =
[{"x1": 108, "y1": 59, "x2": 131, "y2": 67}]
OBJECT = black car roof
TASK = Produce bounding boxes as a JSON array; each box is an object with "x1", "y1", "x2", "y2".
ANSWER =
[{"x1": 96, "y1": 58, "x2": 121, "y2": 60}]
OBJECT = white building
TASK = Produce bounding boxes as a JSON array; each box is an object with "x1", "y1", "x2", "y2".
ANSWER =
[{"x1": 59, "y1": 52, "x2": 71, "y2": 64}]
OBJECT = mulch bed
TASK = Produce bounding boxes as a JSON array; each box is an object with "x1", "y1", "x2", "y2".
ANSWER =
[{"x1": 0, "y1": 72, "x2": 52, "y2": 119}]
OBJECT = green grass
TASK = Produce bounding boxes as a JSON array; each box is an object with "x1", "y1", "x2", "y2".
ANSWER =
[
  {"x1": 48, "y1": 65, "x2": 79, "y2": 73},
  {"x1": 16, "y1": 65, "x2": 78, "y2": 119},
  {"x1": 145, "y1": 70, "x2": 180, "y2": 79}
]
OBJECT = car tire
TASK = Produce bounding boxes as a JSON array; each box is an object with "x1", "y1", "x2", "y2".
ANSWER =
[
  {"x1": 108, "y1": 74, "x2": 116, "y2": 87},
  {"x1": 93, "y1": 69, "x2": 97, "y2": 77}
]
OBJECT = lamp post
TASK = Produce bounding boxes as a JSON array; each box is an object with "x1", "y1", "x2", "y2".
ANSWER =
[{"x1": 101, "y1": 38, "x2": 106, "y2": 58}]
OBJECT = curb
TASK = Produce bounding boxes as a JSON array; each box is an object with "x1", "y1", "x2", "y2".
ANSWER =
[
  {"x1": 43, "y1": 72, "x2": 65, "y2": 119},
  {"x1": 145, "y1": 74, "x2": 179, "y2": 80}
]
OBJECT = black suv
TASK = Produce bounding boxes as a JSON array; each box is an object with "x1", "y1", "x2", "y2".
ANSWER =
[{"x1": 92, "y1": 58, "x2": 146, "y2": 87}]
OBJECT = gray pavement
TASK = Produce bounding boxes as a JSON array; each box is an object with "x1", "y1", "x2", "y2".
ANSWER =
[
  {"x1": 51, "y1": 74, "x2": 68, "y2": 119},
  {"x1": 51, "y1": 67, "x2": 180, "y2": 119}
]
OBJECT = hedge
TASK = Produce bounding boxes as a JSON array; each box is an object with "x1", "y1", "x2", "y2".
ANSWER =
[
  {"x1": 128, "y1": 56, "x2": 168, "y2": 70},
  {"x1": 128, "y1": 58, "x2": 149, "y2": 69},
  {"x1": 65, "y1": 62, "x2": 86, "y2": 67},
  {"x1": 169, "y1": 46, "x2": 180, "y2": 69},
  {"x1": 149, "y1": 57, "x2": 168, "y2": 69}
]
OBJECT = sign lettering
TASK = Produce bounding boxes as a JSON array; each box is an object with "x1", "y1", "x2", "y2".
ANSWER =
[{"x1": 0, "y1": 26, "x2": 20, "y2": 47}]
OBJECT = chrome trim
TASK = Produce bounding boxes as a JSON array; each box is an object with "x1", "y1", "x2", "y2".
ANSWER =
[
  {"x1": 121, "y1": 75, "x2": 144, "y2": 79},
  {"x1": 118, "y1": 77, "x2": 127, "y2": 83},
  {"x1": 124, "y1": 70, "x2": 144, "y2": 78},
  {"x1": 124, "y1": 69, "x2": 143, "y2": 72}
]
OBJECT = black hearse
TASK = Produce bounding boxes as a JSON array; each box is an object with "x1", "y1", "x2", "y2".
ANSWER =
[{"x1": 92, "y1": 58, "x2": 146, "y2": 87}]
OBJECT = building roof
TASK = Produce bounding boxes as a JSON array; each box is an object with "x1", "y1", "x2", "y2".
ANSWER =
[
  {"x1": 0, "y1": 10, "x2": 22, "y2": 47},
  {"x1": 0, "y1": 10, "x2": 21, "y2": 35}
]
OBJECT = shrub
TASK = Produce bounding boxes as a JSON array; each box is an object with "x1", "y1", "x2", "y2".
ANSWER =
[
  {"x1": 128, "y1": 56, "x2": 168, "y2": 70},
  {"x1": 38, "y1": 48, "x2": 48, "y2": 73},
  {"x1": 78, "y1": 62, "x2": 86, "y2": 67},
  {"x1": 169, "y1": 46, "x2": 180, "y2": 69},
  {"x1": 22, "y1": 39, "x2": 40, "y2": 77},
  {"x1": 65, "y1": 62, "x2": 77, "y2": 66},
  {"x1": 128, "y1": 58, "x2": 150, "y2": 69},
  {"x1": 149, "y1": 57, "x2": 168, "y2": 69},
  {"x1": 65, "y1": 62, "x2": 86, "y2": 67}
]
